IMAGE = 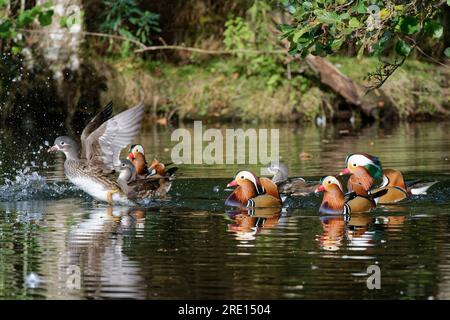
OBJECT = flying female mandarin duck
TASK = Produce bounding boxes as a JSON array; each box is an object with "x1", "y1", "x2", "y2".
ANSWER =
[
  {"x1": 315, "y1": 176, "x2": 387, "y2": 214},
  {"x1": 339, "y1": 153, "x2": 383, "y2": 195},
  {"x1": 370, "y1": 168, "x2": 438, "y2": 204},
  {"x1": 48, "y1": 101, "x2": 144, "y2": 205},
  {"x1": 225, "y1": 171, "x2": 282, "y2": 208},
  {"x1": 267, "y1": 162, "x2": 317, "y2": 196},
  {"x1": 116, "y1": 159, "x2": 176, "y2": 200},
  {"x1": 127, "y1": 144, "x2": 149, "y2": 178}
]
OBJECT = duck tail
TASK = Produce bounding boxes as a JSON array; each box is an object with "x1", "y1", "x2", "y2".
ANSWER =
[
  {"x1": 166, "y1": 167, "x2": 178, "y2": 177},
  {"x1": 408, "y1": 181, "x2": 438, "y2": 195}
]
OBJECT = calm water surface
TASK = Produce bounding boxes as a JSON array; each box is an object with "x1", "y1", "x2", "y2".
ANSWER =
[{"x1": 1, "y1": 121, "x2": 450, "y2": 299}]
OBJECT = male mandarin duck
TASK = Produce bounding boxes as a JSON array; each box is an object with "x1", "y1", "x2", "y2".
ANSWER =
[
  {"x1": 48, "y1": 101, "x2": 144, "y2": 205},
  {"x1": 267, "y1": 162, "x2": 317, "y2": 196},
  {"x1": 314, "y1": 176, "x2": 387, "y2": 214},
  {"x1": 339, "y1": 153, "x2": 383, "y2": 195},
  {"x1": 127, "y1": 144, "x2": 149, "y2": 178},
  {"x1": 340, "y1": 154, "x2": 437, "y2": 204},
  {"x1": 225, "y1": 171, "x2": 282, "y2": 208},
  {"x1": 127, "y1": 145, "x2": 177, "y2": 179},
  {"x1": 149, "y1": 158, "x2": 178, "y2": 177},
  {"x1": 371, "y1": 168, "x2": 438, "y2": 204},
  {"x1": 116, "y1": 159, "x2": 176, "y2": 200}
]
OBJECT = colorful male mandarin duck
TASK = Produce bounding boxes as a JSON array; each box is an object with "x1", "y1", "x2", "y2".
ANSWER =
[
  {"x1": 149, "y1": 159, "x2": 178, "y2": 177},
  {"x1": 48, "y1": 101, "x2": 144, "y2": 205},
  {"x1": 339, "y1": 153, "x2": 383, "y2": 195},
  {"x1": 116, "y1": 159, "x2": 176, "y2": 200},
  {"x1": 340, "y1": 154, "x2": 437, "y2": 204},
  {"x1": 371, "y1": 168, "x2": 438, "y2": 204},
  {"x1": 267, "y1": 162, "x2": 317, "y2": 196},
  {"x1": 225, "y1": 171, "x2": 282, "y2": 208},
  {"x1": 314, "y1": 176, "x2": 387, "y2": 215},
  {"x1": 127, "y1": 144, "x2": 149, "y2": 178}
]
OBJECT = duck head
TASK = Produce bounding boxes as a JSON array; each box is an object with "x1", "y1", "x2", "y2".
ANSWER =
[
  {"x1": 227, "y1": 171, "x2": 264, "y2": 194},
  {"x1": 315, "y1": 176, "x2": 344, "y2": 194},
  {"x1": 127, "y1": 144, "x2": 145, "y2": 160},
  {"x1": 48, "y1": 136, "x2": 79, "y2": 160},
  {"x1": 315, "y1": 176, "x2": 346, "y2": 213},
  {"x1": 116, "y1": 159, "x2": 137, "y2": 183},
  {"x1": 266, "y1": 162, "x2": 289, "y2": 183},
  {"x1": 339, "y1": 153, "x2": 382, "y2": 179}
]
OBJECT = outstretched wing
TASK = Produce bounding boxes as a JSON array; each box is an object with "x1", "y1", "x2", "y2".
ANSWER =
[
  {"x1": 84, "y1": 101, "x2": 145, "y2": 172},
  {"x1": 80, "y1": 101, "x2": 114, "y2": 159}
]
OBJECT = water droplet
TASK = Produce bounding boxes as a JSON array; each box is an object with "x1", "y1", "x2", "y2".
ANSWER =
[{"x1": 25, "y1": 273, "x2": 41, "y2": 289}]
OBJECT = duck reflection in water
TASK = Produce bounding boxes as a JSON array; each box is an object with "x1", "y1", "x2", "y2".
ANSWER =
[
  {"x1": 64, "y1": 205, "x2": 148, "y2": 299},
  {"x1": 317, "y1": 211, "x2": 406, "y2": 251},
  {"x1": 226, "y1": 207, "x2": 282, "y2": 241},
  {"x1": 317, "y1": 213, "x2": 375, "y2": 251}
]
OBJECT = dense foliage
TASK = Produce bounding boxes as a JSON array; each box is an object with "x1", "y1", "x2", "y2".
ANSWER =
[
  {"x1": 100, "y1": 0, "x2": 160, "y2": 56},
  {"x1": 0, "y1": 1, "x2": 54, "y2": 54},
  {"x1": 278, "y1": 0, "x2": 450, "y2": 88},
  {"x1": 280, "y1": 0, "x2": 449, "y2": 57}
]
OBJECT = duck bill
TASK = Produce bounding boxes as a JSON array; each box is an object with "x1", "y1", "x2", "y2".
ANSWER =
[
  {"x1": 47, "y1": 145, "x2": 60, "y2": 153},
  {"x1": 339, "y1": 168, "x2": 351, "y2": 176},
  {"x1": 127, "y1": 152, "x2": 135, "y2": 160},
  {"x1": 314, "y1": 185, "x2": 325, "y2": 193},
  {"x1": 227, "y1": 179, "x2": 238, "y2": 187}
]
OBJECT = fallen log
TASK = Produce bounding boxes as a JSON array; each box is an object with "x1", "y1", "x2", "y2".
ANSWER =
[{"x1": 305, "y1": 54, "x2": 381, "y2": 119}]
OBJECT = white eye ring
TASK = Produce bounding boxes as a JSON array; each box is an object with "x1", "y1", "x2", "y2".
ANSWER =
[{"x1": 61, "y1": 141, "x2": 65, "y2": 145}]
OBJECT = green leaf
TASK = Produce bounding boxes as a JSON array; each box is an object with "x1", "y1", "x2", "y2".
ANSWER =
[
  {"x1": 292, "y1": 27, "x2": 310, "y2": 43},
  {"x1": 17, "y1": 11, "x2": 34, "y2": 28},
  {"x1": 424, "y1": 20, "x2": 443, "y2": 39},
  {"x1": 316, "y1": 11, "x2": 340, "y2": 25},
  {"x1": 399, "y1": 16, "x2": 419, "y2": 35},
  {"x1": 447, "y1": 0, "x2": 450, "y2": 6},
  {"x1": 349, "y1": 17, "x2": 361, "y2": 28},
  {"x1": 396, "y1": 39, "x2": 411, "y2": 56},
  {"x1": 331, "y1": 38, "x2": 343, "y2": 52},
  {"x1": 444, "y1": 47, "x2": 450, "y2": 57},
  {"x1": 39, "y1": 10, "x2": 54, "y2": 26},
  {"x1": 339, "y1": 13, "x2": 349, "y2": 20},
  {"x1": 0, "y1": 19, "x2": 12, "y2": 34},
  {"x1": 355, "y1": 1, "x2": 366, "y2": 14},
  {"x1": 371, "y1": 31, "x2": 392, "y2": 57},
  {"x1": 60, "y1": 16, "x2": 68, "y2": 28},
  {"x1": 302, "y1": 1, "x2": 312, "y2": 10},
  {"x1": 12, "y1": 46, "x2": 22, "y2": 55}
]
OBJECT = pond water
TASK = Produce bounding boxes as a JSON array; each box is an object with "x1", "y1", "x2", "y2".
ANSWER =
[{"x1": 1, "y1": 121, "x2": 450, "y2": 299}]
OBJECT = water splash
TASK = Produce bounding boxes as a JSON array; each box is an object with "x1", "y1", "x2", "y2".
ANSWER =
[{"x1": 0, "y1": 167, "x2": 80, "y2": 201}]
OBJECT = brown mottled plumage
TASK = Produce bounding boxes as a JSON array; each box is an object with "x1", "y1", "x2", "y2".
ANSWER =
[{"x1": 48, "y1": 101, "x2": 145, "y2": 204}]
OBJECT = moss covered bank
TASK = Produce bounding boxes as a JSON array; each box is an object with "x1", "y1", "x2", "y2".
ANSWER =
[{"x1": 98, "y1": 55, "x2": 449, "y2": 123}]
